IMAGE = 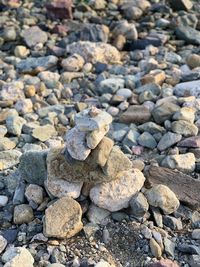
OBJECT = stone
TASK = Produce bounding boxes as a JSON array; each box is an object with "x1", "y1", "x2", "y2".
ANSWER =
[
  {"x1": 95, "y1": 260, "x2": 112, "y2": 267},
  {"x1": 14, "y1": 99, "x2": 33, "y2": 115},
  {"x1": 25, "y1": 184, "x2": 43, "y2": 205},
  {"x1": 43, "y1": 196, "x2": 83, "y2": 238},
  {"x1": 16, "y1": 56, "x2": 58, "y2": 74},
  {"x1": 177, "y1": 244, "x2": 200, "y2": 255},
  {"x1": 80, "y1": 24, "x2": 109, "y2": 43},
  {"x1": 32, "y1": 125, "x2": 56, "y2": 142},
  {"x1": 150, "y1": 238, "x2": 162, "y2": 258},
  {"x1": 102, "y1": 146, "x2": 132, "y2": 177},
  {"x1": 6, "y1": 115, "x2": 26, "y2": 136},
  {"x1": 75, "y1": 108, "x2": 112, "y2": 131},
  {"x1": 148, "y1": 259, "x2": 180, "y2": 267},
  {"x1": 130, "y1": 192, "x2": 149, "y2": 217},
  {"x1": 122, "y1": 129, "x2": 140, "y2": 147},
  {"x1": 0, "y1": 126, "x2": 7, "y2": 137},
  {"x1": 2, "y1": 247, "x2": 34, "y2": 267},
  {"x1": 144, "y1": 185, "x2": 180, "y2": 214},
  {"x1": 65, "y1": 126, "x2": 91, "y2": 161},
  {"x1": 37, "y1": 105, "x2": 64, "y2": 118},
  {"x1": 14, "y1": 45, "x2": 29, "y2": 58},
  {"x1": 157, "y1": 132, "x2": 182, "y2": 151},
  {"x1": 46, "y1": 178, "x2": 83, "y2": 199},
  {"x1": 46, "y1": 0, "x2": 73, "y2": 20},
  {"x1": 191, "y1": 229, "x2": 200, "y2": 240},
  {"x1": 138, "y1": 122, "x2": 165, "y2": 135},
  {"x1": 186, "y1": 54, "x2": 200, "y2": 69},
  {"x1": 61, "y1": 54, "x2": 85, "y2": 72},
  {"x1": 116, "y1": 88, "x2": 132, "y2": 99},
  {"x1": 168, "y1": 0, "x2": 193, "y2": 11},
  {"x1": 0, "y1": 235, "x2": 7, "y2": 254},
  {"x1": 163, "y1": 216, "x2": 183, "y2": 230},
  {"x1": 0, "y1": 150, "x2": 22, "y2": 170},
  {"x1": 87, "y1": 204, "x2": 110, "y2": 224},
  {"x1": 138, "y1": 132, "x2": 157, "y2": 149},
  {"x1": 0, "y1": 137, "x2": 16, "y2": 151},
  {"x1": 23, "y1": 26, "x2": 48, "y2": 48},
  {"x1": 152, "y1": 102, "x2": 180, "y2": 124},
  {"x1": 112, "y1": 21, "x2": 138, "y2": 40},
  {"x1": 164, "y1": 238, "x2": 175, "y2": 258},
  {"x1": 86, "y1": 125, "x2": 109, "y2": 149},
  {"x1": 161, "y1": 153, "x2": 195, "y2": 173},
  {"x1": 174, "y1": 80, "x2": 200, "y2": 97},
  {"x1": 178, "y1": 136, "x2": 200, "y2": 148},
  {"x1": 0, "y1": 196, "x2": 8, "y2": 207},
  {"x1": 66, "y1": 41, "x2": 121, "y2": 64},
  {"x1": 172, "y1": 107, "x2": 195, "y2": 123},
  {"x1": 18, "y1": 150, "x2": 47, "y2": 185},
  {"x1": 119, "y1": 105, "x2": 151, "y2": 124},
  {"x1": 99, "y1": 78, "x2": 125, "y2": 94},
  {"x1": 122, "y1": 5, "x2": 143, "y2": 20},
  {"x1": 171, "y1": 120, "x2": 198, "y2": 137},
  {"x1": 141, "y1": 70, "x2": 165, "y2": 86},
  {"x1": 47, "y1": 264, "x2": 65, "y2": 267},
  {"x1": 175, "y1": 25, "x2": 200, "y2": 45},
  {"x1": 0, "y1": 81, "x2": 24, "y2": 102},
  {"x1": 90, "y1": 169, "x2": 145, "y2": 212},
  {"x1": 13, "y1": 204, "x2": 34, "y2": 224}
]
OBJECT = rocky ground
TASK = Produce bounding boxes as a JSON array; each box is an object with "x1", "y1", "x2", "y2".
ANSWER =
[{"x1": 1, "y1": 0, "x2": 200, "y2": 266}]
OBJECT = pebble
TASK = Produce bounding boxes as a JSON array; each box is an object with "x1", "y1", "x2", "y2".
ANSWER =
[
  {"x1": 0, "y1": 235, "x2": 7, "y2": 254},
  {"x1": 32, "y1": 124, "x2": 57, "y2": 142},
  {"x1": 150, "y1": 238, "x2": 162, "y2": 258},
  {"x1": 2, "y1": 247, "x2": 34, "y2": 267},
  {"x1": 157, "y1": 132, "x2": 182, "y2": 151},
  {"x1": 25, "y1": 184, "x2": 44, "y2": 205},
  {"x1": 13, "y1": 204, "x2": 34, "y2": 224},
  {"x1": 138, "y1": 132, "x2": 157, "y2": 149},
  {"x1": 0, "y1": 196, "x2": 8, "y2": 207}
]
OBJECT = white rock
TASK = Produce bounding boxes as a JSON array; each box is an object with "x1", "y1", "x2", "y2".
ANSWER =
[
  {"x1": 144, "y1": 184, "x2": 180, "y2": 215},
  {"x1": 14, "y1": 99, "x2": 33, "y2": 115},
  {"x1": 86, "y1": 125, "x2": 109, "y2": 149},
  {"x1": 65, "y1": 126, "x2": 91, "y2": 160},
  {"x1": 0, "y1": 196, "x2": 8, "y2": 207},
  {"x1": 61, "y1": 53, "x2": 85, "y2": 72},
  {"x1": 25, "y1": 184, "x2": 44, "y2": 205},
  {"x1": 0, "y1": 235, "x2": 7, "y2": 254},
  {"x1": 2, "y1": 247, "x2": 34, "y2": 267},
  {"x1": 90, "y1": 169, "x2": 145, "y2": 212},
  {"x1": 174, "y1": 80, "x2": 200, "y2": 97}
]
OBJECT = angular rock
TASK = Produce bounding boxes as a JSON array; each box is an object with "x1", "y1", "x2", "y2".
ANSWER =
[
  {"x1": 16, "y1": 56, "x2": 58, "y2": 74},
  {"x1": 99, "y1": 78, "x2": 125, "y2": 94},
  {"x1": 87, "y1": 204, "x2": 110, "y2": 224},
  {"x1": 0, "y1": 137, "x2": 16, "y2": 151},
  {"x1": 25, "y1": 184, "x2": 44, "y2": 205},
  {"x1": 112, "y1": 21, "x2": 138, "y2": 40},
  {"x1": 157, "y1": 132, "x2": 182, "y2": 151},
  {"x1": 150, "y1": 238, "x2": 162, "y2": 258},
  {"x1": 138, "y1": 122, "x2": 165, "y2": 135},
  {"x1": 80, "y1": 24, "x2": 109, "y2": 43},
  {"x1": 178, "y1": 136, "x2": 200, "y2": 148},
  {"x1": 46, "y1": 0, "x2": 73, "y2": 20},
  {"x1": 32, "y1": 124, "x2": 57, "y2": 142},
  {"x1": 173, "y1": 107, "x2": 195, "y2": 123},
  {"x1": 119, "y1": 105, "x2": 151, "y2": 124},
  {"x1": 0, "y1": 196, "x2": 8, "y2": 207},
  {"x1": 90, "y1": 169, "x2": 145, "y2": 212},
  {"x1": 86, "y1": 125, "x2": 109, "y2": 149},
  {"x1": 175, "y1": 25, "x2": 200, "y2": 45},
  {"x1": 2, "y1": 247, "x2": 34, "y2": 267},
  {"x1": 0, "y1": 81, "x2": 24, "y2": 102},
  {"x1": 65, "y1": 126, "x2": 91, "y2": 161},
  {"x1": 152, "y1": 102, "x2": 180, "y2": 124},
  {"x1": 102, "y1": 146, "x2": 132, "y2": 177},
  {"x1": 174, "y1": 80, "x2": 200, "y2": 97},
  {"x1": 0, "y1": 235, "x2": 7, "y2": 254},
  {"x1": 13, "y1": 204, "x2": 34, "y2": 224},
  {"x1": 130, "y1": 192, "x2": 149, "y2": 217},
  {"x1": 6, "y1": 115, "x2": 26, "y2": 136},
  {"x1": 0, "y1": 150, "x2": 22, "y2": 170},
  {"x1": 122, "y1": 129, "x2": 140, "y2": 147},
  {"x1": 23, "y1": 26, "x2": 48, "y2": 48},
  {"x1": 171, "y1": 120, "x2": 198, "y2": 137},
  {"x1": 61, "y1": 53, "x2": 85, "y2": 72},
  {"x1": 144, "y1": 184, "x2": 180, "y2": 214},
  {"x1": 138, "y1": 132, "x2": 157, "y2": 149},
  {"x1": 168, "y1": 0, "x2": 193, "y2": 11},
  {"x1": 43, "y1": 196, "x2": 83, "y2": 238}
]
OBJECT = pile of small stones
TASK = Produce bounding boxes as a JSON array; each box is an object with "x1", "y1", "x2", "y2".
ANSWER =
[{"x1": 1, "y1": 0, "x2": 200, "y2": 266}]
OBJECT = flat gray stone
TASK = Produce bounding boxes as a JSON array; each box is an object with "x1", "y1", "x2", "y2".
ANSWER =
[{"x1": 157, "y1": 132, "x2": 182, "y2": 151}]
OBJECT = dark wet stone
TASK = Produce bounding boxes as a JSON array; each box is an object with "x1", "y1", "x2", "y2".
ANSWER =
[
  {"x1": 2, "y1": 229, "x2": 18, "y2": 244},
  {"x1": 124, "y1": 37, "x2": 162, "y2": 51}
]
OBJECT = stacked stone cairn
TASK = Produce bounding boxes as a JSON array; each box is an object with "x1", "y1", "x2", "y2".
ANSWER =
[{"x1": 43, "y1": 107, "x2": 147, "y2": 238}]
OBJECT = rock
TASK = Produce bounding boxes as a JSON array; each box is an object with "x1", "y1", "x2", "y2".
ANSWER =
[
  {"x1": 138, "y1": 132, "x2": 157, "y2": 149},
  {"x1": 86, "y1": 125, "x2": 109, "y2": 149},
  {"x1": 0, "y1": 81, "x2": 24, "y2": 102},
  {"x1": 90, "y1": 169, "x2": 145, "y2": 212},
  {"x1": 175, "y1": 25, "x2": 200, "y2": 45},
  {"x1": 61, "y1": 54, "x2": 85, "y2": 72},
  {"x1": 47, "y1": 264, "x2": 65, "y2": 267},
  {"x1": 178, "y1": 136, "x2": 200, "y2": 148},
  {"x1": 14, "y1": 46, "x2": 29, "y2": 58},
  {"x1": 177, "y1": 244, "x2": 200, "y2": 255},
  {"x1": 89, "y1": 137, "x2": 114, "y2": 167},
  {"x1": 157, "y1": 132, "x2": 182, "y2": 151},
  {"x1": 2, "y1": 247, "x2": 34, "y2": 267},
  {"x1": 163, "y1": 215, "x2": 183, "y2": 230},
  {"x1": 144, "y1": 184, "x2": 180, "y2": 214},
  {"x1": 152, "y1": 102, "x2": 180, "y2": 124},
  {"x1": 25, "y1": 184, "x2": 43, "y2": 205},
  {"x1": 112, "y1": 21, "x2": 138, "y2": 40},
  {"x1": 14, "y1": 99, "x2": 33, "y2": 115},
  {"x1": 75, "y1": 107, "x2": 112, "y2": 131},
  {"x1": 148, "y1": 259, "x2": 180, "y2": 267},
  {"x1": 99, "y1": 78, "x2": 125, "y2": 94},
  {"x1": 0, "y1": 126, "x2": 7, "y2": 137},
  {"x1": 0, "y1": 196, "x2": 8, "y2": 207},
  {"x1": 66, "y1": 41, "x2": 121, "y2": 64},
  {"x1": 164, "y1": 238, "x2": 175, "y2": 258},
  {"x1": 171, "y1": 120, "x2": 198, "y2": 137},
  {"x1": 191, "y1": 229, "x2": 200, "y2": 240},
  {"x1": 13, "y1": 181, "x2": 25, "y2": 205},
  {"x1": 141, "y1": 70, "x2": 165, "y2": 86},
  {"x1": 0, "y1": 137, "x2": 16, "y2": 151},
  {"x1": 119, "y1": 105, "x2": 151, "y2": 124},
  {"x1": 150, "y1": 238, "x2": 162, "y2": 258},
  {"x1": 138, "y1": 122, "x2": 165, "y2": 135},
  {"x1": 46, "y1": 0, "x2": 73, "y2": 19},
  {"x1": 95, "y1": 260, "x2": 112, "y2": 267},
  {"x1": 3, "y1": 27, "x2": 16, "y2": 41},
  {"x1": 87, "y1": 204, "x2": 110, "y2": 224},
  {"x1": 102, "y1": 146, "x2": 132, "y2": 177},
  {"x1": 122, "y1": 129, "x2": 140, "y2": 147},
  {"x1": 116, "y1": 88, "x2": 132, "y2": 99},
  {"x1": 18, "y1": 150, "x2": 47, "y2": 185},
  {"x1": 43, "y1": 196, "x2": 83, "y2": 238},
  {"x1": 130, "y1": 192, "x2": 149, "y2": 217},
  {"x1": 0, "y1": 150, "x2": 22, "y2": 170},
  {"x1": 16, "y1": 56, "x2": 58, "y2": 74},
  {"x1": 46, "y1": 178, "x2": 83, "y2": 199},
  {"x1": 0, "y1": 235, "x2": 7, "y2": 254},
  {"x1": 122, "y1": 4, "x2": 143, "y2": 20},
  {"x1": 65, "y1": 126, "x2": 91, "y2": 161},
  {"x1": 186, "y1": 54, "x2": 200, "y2": 69},
  {"x1": 174, "y1": 80, "x2": 200, "y2": 97},
  {"x1": 13, "y1": 204, "x2": 34, "y2": 224},
  {"x1": 23, "y1": 26, "x2": 48, "y2": 48},
  {"x1": 161, "y1": 153, "x2": 195, "y2": 173},
  {"x1": 80, "y1": 24, "x2": 109, "y2": 43},
  {"x1": 6, "y1": 115, "x2": 26, "y2": 136},
  {"x1": 172, "y1": 107, "x2": 195, "y2": 123},
  {"x1": 168, "y1": 0, "x2": 192, "y2": 10},
  {"x1": 32, "y1": 125, "x2": 56, "y2": 142}
]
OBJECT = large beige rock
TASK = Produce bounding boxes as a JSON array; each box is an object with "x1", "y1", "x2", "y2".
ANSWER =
[
  {"x1": 47, "y1": 147, "x2": 118, "y2": 184},
  {"x1": 44, "y1": 196, "x2": 83, "y2": 238},
  {"x1": 144, "y1": 184, "x2": 180, "y2": 214},
  {"x1": 102, "y1": 146, "x2": 132, "y2": 177},
  {"x1": 90, "y1": 169, "x2": 145, "y2": 211},
  {"x1": 2, "y1": 247, "x2": 34, "y2": 267}
]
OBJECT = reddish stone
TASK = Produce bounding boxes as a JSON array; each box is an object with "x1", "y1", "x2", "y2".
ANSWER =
[
  {"x1": 46, "y1": 0, "x2": 73, "y2": 20},
  {"x1": 132, "y1": 146, "x2": 144, "y2": 155},
  {"x1": 148, "y1": 259, "x2": 180, "y2": 267},
  {"x1": 52, "y1": 25, "x2": 69, "y2": 35},
  {"x1": 178, "y1": 136, "x2": 200, "y2": 148}
]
